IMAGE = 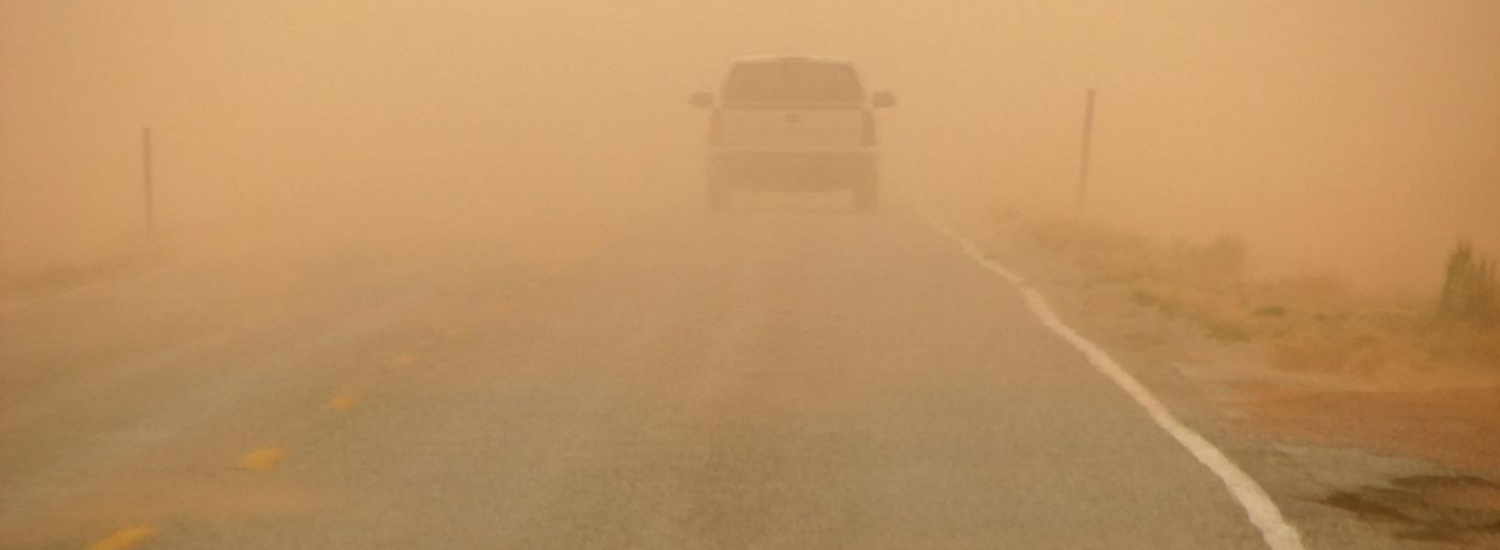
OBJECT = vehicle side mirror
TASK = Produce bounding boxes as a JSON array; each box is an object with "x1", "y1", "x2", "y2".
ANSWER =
[
  {"x1": 873, "y1": 91, "x2": 897, "y2": 109},
  {"x1": 690, "y1": 92, "x2": 715, "y2": 109}
]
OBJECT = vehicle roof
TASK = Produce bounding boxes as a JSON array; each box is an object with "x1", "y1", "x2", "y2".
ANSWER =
[{"x1": 730, "y1": 55, "x2": 854, "y2": 66}]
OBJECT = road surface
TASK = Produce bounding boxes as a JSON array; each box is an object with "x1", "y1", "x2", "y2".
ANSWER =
[{"x1": 3, "y1": 205, "x2": 1287, "y2": 548}]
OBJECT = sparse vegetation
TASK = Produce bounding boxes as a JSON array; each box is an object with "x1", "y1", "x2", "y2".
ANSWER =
[
  {"x1": 1172, "y1": 234, "x2": 1248, "y2": 283},
  {"x1": 995, "y1": 214, "x2": 1500, "y2": 383},
  {"x1": 1015, "y1": 217, "x2": 1268, "y2": 341},
  {"x1": 1439, "y1": 242, "x2": 1498, "y2": 327},
  {"x1": 1252, "y1": 305, "x2": 1288, "y2": 318}
]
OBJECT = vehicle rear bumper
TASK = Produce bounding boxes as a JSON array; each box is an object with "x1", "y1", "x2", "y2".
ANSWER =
[{"x1": 708, "y1": 148, "x2": 878, "y2": 191}]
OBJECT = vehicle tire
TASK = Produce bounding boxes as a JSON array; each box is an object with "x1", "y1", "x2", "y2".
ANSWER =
[{"x1": 853, "y1": 179, "x2": 878, "y2": 212}]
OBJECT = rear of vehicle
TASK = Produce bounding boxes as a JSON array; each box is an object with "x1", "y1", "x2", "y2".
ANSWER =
[{"x1": 692, "y1": 57, "x2": 893, "y2": 211}]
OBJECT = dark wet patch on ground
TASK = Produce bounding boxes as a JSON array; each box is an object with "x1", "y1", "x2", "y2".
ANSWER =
[{"x1": 1321, "y1": 475, "x2": 1500, "y2": 545}]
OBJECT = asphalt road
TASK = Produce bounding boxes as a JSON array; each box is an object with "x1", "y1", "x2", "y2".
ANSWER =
[{"x1": 2, "y1": 206, "x2": 1285, "y2": 549}]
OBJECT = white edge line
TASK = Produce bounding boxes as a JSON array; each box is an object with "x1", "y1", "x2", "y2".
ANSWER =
[{"x1": 931, "y1": 220, "x2": 1306, "y2": 550}]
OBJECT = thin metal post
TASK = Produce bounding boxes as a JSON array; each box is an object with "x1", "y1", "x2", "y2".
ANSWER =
[
  {"x1": 1076, "y1": 89, "x2": 1097, "y2": 217},
  {"x1": 142, "y1": 127, "x2": 154, "y2": 241}
]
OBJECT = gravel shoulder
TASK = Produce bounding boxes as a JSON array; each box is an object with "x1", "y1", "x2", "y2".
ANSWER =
[{"x1": 971, "y1": 212, "x2": 1500, "y2": 549}]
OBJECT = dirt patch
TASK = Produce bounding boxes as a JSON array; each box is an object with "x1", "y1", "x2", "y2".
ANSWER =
[
  {"x1": 1230, "y1": 385, "x2": 1500, "y2": 478},
  {"x1": 1322, "y1": 475, "x2": 1500, "y2": 546}
]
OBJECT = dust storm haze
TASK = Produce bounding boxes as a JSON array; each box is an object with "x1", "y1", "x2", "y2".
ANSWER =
[
  {"x1": 3, "y1": 0, "x2": 1499, "y2": 289},
  {"x1": 8, "y1": 3, "x2": 1500, "y2": 547}
]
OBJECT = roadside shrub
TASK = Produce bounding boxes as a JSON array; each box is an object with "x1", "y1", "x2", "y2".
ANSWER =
[
  {"x1": 1205, "y1": 319, "x2": 1254, "y2": 342},
  {"x1": 1253, "y1": 305, "x2": 1288, "y2": 318},
  {"x1": 1024, "y1": 219, "x2": 1154, "y2": 286},
  {"x1": 1172, "y1": 234, "x2": 1248, "y2": 282},
  {"x1": 1131, "y1": 289, "x2": 1161, "y2": 307},
  {"x1": 1438, "y1": 241, "x2": 1498, "y2": 327},
  {"x1": 1260, "y1": 273, "x2": 1349, "y2": 312}
]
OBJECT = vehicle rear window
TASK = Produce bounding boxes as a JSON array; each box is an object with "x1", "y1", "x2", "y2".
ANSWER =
[{"x1": 722, "y1": 62, "x2": 865, "y2": 104}]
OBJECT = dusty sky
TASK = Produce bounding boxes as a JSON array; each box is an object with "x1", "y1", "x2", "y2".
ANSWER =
[{"x1": 2, "y1": 0, "x2": 1498, "y2": 289}]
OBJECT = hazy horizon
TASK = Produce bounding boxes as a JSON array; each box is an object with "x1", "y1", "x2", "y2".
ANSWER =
[{"x1": 4, "y1": 0, "x2": 1498, "y2": 290}]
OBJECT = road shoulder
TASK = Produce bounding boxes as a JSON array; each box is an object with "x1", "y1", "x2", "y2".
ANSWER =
[{"x1": 955, "y1": 212, "x2": 1500, "y2": 549}]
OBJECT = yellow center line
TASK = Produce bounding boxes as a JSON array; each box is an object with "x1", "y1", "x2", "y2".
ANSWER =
[
  {"x1": 86, "y1": 526, "x2": 157, "y2": 550},
  {"x1": 327, "y1": 393, "x2": 362, "y2": 411},
  {"x1": 391, "y1": 352, "x2": 419, "y2": 369},
  {"x1": 240, "y1": 448, "x2": 286, "y2": 472}
]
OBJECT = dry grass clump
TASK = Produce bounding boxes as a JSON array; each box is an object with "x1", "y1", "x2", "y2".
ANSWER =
[
  {"x1": 1129, "y1": 283, "x2": 1262, "y2": 342},
  {"x1": 1005, "y1": 216, "x2": 1499, "y2": 383},
  {"x1": 1424, "y1": 323, "x2": 1500, "y2": 370},
  {"x1": 1269, "y1": 317, "x2": 1500, "y2": 383},
  {"x1": 1270, "y1": 316, "x2": 1418, "y2": 377},
  {"x1": 1023, "y1": 218, "x2": 1154, "y2": 285},
  {"x1": 1021, "y1": 217, "x2": 1250, "y2": 288},
  {"x1": 1264, "y1": 244, "x2": 1500, "y2": 381},
  {"x1": 1019, "y1": 217, "x2": 1264, "y2": 342},
  {"x1": 1170, "y1": 235, "x2": 1248, "y2": 283},
  {"x1": 1257, "y1": 273, "x2": 1351, "y2": 314}
]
